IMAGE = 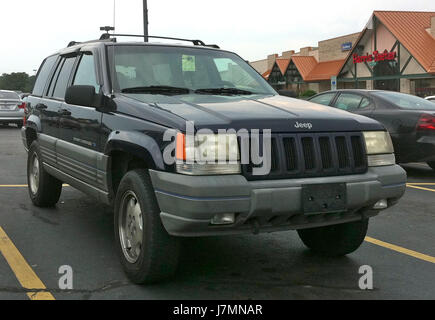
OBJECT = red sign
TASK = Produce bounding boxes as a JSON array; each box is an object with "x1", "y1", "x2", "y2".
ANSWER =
[{"x1": 353, "y1": 50, "x2": 397, "y2": 64}]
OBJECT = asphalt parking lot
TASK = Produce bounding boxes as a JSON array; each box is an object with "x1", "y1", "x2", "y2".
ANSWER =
[{"x1": 0, "y1": 126, "x2": 434, "y2": 300}]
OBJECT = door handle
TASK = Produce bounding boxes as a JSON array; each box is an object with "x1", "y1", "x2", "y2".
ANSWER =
[{"x1": 58, "y1": 109, "x2": 71, "y2": 116}]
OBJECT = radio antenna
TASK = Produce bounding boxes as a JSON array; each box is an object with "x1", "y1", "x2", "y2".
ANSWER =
[{"x1": 113, "y1": 0, "x2": 116, "y2": 33}]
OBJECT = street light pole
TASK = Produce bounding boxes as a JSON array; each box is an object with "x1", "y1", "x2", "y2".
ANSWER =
[{"x1": 143, "y1": 0, "x2": 148, "y2": 42}]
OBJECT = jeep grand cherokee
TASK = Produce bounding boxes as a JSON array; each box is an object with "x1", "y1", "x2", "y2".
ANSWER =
[{"x1": 22, "y1": 34, "x2": 406, "y2": 284}]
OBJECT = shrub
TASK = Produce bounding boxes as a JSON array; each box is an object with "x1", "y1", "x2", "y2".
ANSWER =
[{"x1": 300, "y1": 89, "x2": 317, "y2": 97}]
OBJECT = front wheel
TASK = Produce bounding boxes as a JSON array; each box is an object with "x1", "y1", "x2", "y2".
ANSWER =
[
  {"x1": 427, "y1": 161, "x2": 435, "y2": 171},
  {"x1": 27, "y1": 141, "x2": 62, "y2": 207},
  {"x1": 297, "y1": 219, "x2": 369, "y2": 257},
  {"x1": 114, "y1": 169, "x2": 180, "y2": 284}
]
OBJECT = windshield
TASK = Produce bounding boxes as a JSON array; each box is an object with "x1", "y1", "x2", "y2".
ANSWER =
[
  {"x1": 373, "y1": 91, "x2": 435, "y2": 110},
  {"x1": 0, "y1": 91, "x2": 20, "y2": 100},
  {"x1": 108, "y1": 45, "x2": 276, "y2": 96}
]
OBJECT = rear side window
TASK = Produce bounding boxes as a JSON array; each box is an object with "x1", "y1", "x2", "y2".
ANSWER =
[
  {"x1": 73, "y1": 54, "x2": 99, "y2": 91},
  {"x1": 334, "y1": 93, "x2": 363, "y2": 111},
  {"x1": 32, "y1": 55, "x2": 58, "y2": 96},
  {"x1": 52, "y1": 57, "x2": 76, "y2": 99},
  {"x1": 310, "y1": 93, "x2": 336, "y2": 106}
]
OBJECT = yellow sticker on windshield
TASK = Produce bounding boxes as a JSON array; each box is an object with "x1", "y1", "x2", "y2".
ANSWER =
[{"x1": 182, "y1": 55, "x2": 196, "y2": 72}]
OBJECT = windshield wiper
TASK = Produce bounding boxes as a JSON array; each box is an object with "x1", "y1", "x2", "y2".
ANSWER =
[
  {"x1": 121, "y1": 86, "x2": 191, "y2": 95},
  {"x1": 195, "y1": 88, "x2": 253, "y2": 96}
]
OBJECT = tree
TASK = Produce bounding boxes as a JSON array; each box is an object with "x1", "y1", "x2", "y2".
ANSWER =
[{"x1": 0, "y1": 72, "x2": 35, "y2": 93}]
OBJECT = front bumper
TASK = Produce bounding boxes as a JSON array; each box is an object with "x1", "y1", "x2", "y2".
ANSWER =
[{"x1": 149, "y1": 165, "x2": 407, "y2": 237}]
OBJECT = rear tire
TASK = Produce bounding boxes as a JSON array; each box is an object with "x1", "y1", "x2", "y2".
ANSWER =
[
  {"x1": 297, "y1": 219, "x2": 369, "y2": 257},
  {"x1": 114, "y1": 169, "x2": 180, "y2": 284},
  {"x1": 27, "y1": 141, "x2": 62, "y2": 207},
  {"x1": 427, "y1": 161, "x2": 435, "y2": 171}
]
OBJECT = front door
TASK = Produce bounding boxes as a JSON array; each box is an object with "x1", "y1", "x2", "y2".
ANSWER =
[{"x1": 58, "y1": 52, "x2": 105, "y2": 191}]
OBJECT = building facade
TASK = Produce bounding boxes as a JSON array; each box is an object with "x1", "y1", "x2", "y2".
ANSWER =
[
  {"x1": 251, "y1": 11, "x2": 435, "y2": 97},
  {"x1": 339, "y1": 11, "x2": 435, "y2": 97}
]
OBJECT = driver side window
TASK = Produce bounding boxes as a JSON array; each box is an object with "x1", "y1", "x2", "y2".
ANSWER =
[
  {"x1": 73, "y1": 53, "x2": 99, "y2": 92},
  {"x1": 310, "y1": 93, "x2": 336, "y2": 106}
]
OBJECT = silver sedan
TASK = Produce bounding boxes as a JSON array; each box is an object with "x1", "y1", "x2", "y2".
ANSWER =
[{"x1": 0, "y1": 90, "x2": 25, "y2": 127}]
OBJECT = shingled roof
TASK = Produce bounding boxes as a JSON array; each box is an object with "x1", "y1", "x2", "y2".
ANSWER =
[{"x1": 373, "y1": 11, "x2": 435, "y2": 74}]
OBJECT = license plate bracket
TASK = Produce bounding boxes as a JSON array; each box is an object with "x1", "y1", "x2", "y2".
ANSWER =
[{"x1": 302, "y1": 183, "x2": 347, "y2": 215}]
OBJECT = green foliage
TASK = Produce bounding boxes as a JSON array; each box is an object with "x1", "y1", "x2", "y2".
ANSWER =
[
  {"x1": 300, "y1": 89, "x2": 317, "y2": 98},
  {"x1": 0, "y1": 72, "x2": 36, "y2": 93}
]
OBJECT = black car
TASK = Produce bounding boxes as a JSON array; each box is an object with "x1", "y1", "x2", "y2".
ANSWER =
[
  {"x1": 309, "y1": 90, "x2": 435, "y2": 170},
  {"x1": 22, "y1": 34, "x2": 406, "y2": 284}
]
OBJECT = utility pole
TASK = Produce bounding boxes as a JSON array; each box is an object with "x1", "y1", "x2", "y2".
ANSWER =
[{"x1": 143, "y1": 0, "x2": 148, "y2": 42}]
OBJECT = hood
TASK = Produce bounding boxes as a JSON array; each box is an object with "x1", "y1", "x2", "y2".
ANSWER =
[{"x1": 121, "y1": 93, "x2": 384, "y2": 133}]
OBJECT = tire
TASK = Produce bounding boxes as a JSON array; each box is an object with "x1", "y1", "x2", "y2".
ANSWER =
[
  {"x1": 114, "y1": 169, "x2": 180, "y2": 284},
  {"x1": 27, "y1": 141, "x2": 63, "y2": 207},
  {"x1": 427, "y1": 161, "x2": 435, "y2": 171},
  {"x1": 297, "y1": 219, "x2": 369, "y2": 257}
]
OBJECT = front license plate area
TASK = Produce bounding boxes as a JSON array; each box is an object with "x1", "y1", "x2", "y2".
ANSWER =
[{"x1": 302, "y1": 183, "x2": 347, "y2": 215}]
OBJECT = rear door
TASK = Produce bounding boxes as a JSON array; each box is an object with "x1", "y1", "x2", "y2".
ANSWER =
[
  {"x1": 28, "y1": 55, "x2": 58, "y2": 136},
  {"x1": 39, "y1": 56, "x2": 77, "y2": 138}
]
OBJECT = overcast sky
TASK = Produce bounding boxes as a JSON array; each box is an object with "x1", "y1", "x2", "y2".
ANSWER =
[{"x1": 0, "y1": 0, "x2": 434, "y2": 74}]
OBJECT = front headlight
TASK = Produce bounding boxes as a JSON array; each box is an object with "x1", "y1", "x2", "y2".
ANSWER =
[
  {"x1": 176, "y1": 133, "x2": 241, "y2": 175},
  {"x1": 363, "y1": 131, "x2": 395, "y2": 166}
]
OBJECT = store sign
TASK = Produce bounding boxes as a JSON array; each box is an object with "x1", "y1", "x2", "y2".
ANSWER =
[
  {"x1": 353, "y1": 50, "x2": 397, "y2": 64},
  {"x1": 341, "y1": 42, "x2": 352, "y2": 51}
]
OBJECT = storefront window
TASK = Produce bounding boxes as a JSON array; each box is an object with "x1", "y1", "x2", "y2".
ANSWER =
[
  {"x1": 373, "y1": 60, "x2": 399, "y2": 91},
  {"x1": 414, "y1": 79, "x2": 435, "y2": 98}
]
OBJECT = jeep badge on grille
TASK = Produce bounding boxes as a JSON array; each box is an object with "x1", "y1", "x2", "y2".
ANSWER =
[{"x1": 295, "y1": 122, "x2": 313, "y2": 130}]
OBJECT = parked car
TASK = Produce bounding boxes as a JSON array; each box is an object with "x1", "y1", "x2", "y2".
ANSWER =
[
  {"x1": 0, "y1": 90, "x2": 25, "y2": 128},
  {"x1": 309, "y1": 90, "x2": 435, "y2": 171},
  {"x1": 22, "y1": 35, "x2": 406, "y2": 284},
  {"x1": 425, "y1": 96, "x2": 435, "y2": 103}
]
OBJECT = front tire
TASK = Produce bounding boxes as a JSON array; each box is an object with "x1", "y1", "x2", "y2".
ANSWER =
[
  {"x1": 297, "y1": 219, "x2": 369, "y2": 257},
  {"x1": 114, "y1": 169, "x2": 180, "y2": 284},
  {"x1": 427, "y1": 161, "x2": 435, "y2": 171},
  {"x1": 27, "y1": 141, "x2": 62, "y2": 207}
]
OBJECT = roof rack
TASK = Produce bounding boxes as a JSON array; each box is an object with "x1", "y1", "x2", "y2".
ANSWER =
[
  {"x1": 99, "y1": 33, "x2": 220, "y2": 49},
  {"x1": 67, "y1": 38, "x2": 115, "y2": 48},
  {"x1": 68, "y1": 28, "x2": 220, "y2": 49}
]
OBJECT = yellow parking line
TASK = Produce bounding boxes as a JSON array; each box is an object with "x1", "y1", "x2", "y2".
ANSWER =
[
  {"x1": 365, "y1": 237, "x2": 435, "y2": 265},
  {"x1": 406, "y1": 184, "x2": 435, "y2": 192},
  {"x1": 406, "y1": 183, "x2": 435, "y2": 186},
  {"x1": 0, "y1": 226, "x2": 55, "y2": 300}
]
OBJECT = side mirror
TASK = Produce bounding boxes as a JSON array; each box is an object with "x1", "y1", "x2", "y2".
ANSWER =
[{"x1": 65, "y1": 85, "x2": 97, "y2": 107}]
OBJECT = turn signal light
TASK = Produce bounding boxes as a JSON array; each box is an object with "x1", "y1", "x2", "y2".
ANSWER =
[{"x1": 417, "y1": 114, "x2": 435, "y2": 131}]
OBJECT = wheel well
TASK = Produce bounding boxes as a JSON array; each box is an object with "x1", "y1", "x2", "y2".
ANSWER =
[
  {"x1": 26, "y1": 128, "x2": 37, "y2": 149},
  {"x1": 109, "y1": 151, "x2": 149, "y2": 196}
]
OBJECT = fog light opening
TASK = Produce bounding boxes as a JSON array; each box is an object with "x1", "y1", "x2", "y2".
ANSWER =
[
  {"x1": 211, "y1": 213, "x2": 235, "y2": 225},
  {"x1": 373, "y1": 199, "x2": 388, "y2": 210}
]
